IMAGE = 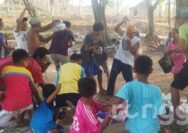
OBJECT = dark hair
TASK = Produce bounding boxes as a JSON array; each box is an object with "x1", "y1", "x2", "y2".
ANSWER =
[
  {"x1": 63, "y1": 20, "x2": 71, "y2": 28},
  {"x1": 70, "y1": 54, "x2": 81, "y2": 61},
  {"x1": 22, "y1": 17, "x2": 28, "y2": 22},
  {"x1": 42, "y1": 84, "x2": 56, "y2": 99},
  {"x1": 93, "y1": 23, "x2": 104, "y2": 32},
  {"x1": 32, "y1": 47, "x2": 49, "y2": 59},
  {"x1": 172, "y1": 28, "x2": 178, "y2": 34},
  {"x1": 78, "y1": 78, "x2": 96, "y2": 97},
  {"x1": 12, "y1": 49, "x2": 29, "y2": 64},
  {"x1": 134, "y1": 55, "x2": 153, "y2": 75}
]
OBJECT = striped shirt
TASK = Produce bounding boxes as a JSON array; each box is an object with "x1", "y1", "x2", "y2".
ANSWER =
[
  {"x1": 70, "y1": 99, "x2": 103, "y2": 133},
  {"x1": 1, "y1": 65, "x2": 34, "y2": 111}
]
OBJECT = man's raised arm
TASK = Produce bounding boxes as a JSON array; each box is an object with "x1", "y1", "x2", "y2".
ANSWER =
[{"x1": 114, "y1": 16, "x2": 129, "y2": 36}]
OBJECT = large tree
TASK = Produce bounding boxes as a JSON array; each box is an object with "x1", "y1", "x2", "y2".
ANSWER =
[
  {"x1": 176, "y1": 0, "x2": 188, "y2": 27},
  {"x1": 91, "y1": 0, "x2": 110, "y2": 45},
  {"x1": 145, "y1": 0, "x2": 160, "y2": 42}
]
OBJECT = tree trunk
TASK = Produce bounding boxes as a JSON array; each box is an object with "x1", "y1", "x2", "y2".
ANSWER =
[
  {"x1": 145, "y1": 0, "x2": 160, "y2": 42},
  {"x1": 176, "y1": 0, "x2": 188, "y2": 27},
  {"x1": 50, "y1": 0, "x2": 54, "y2": 18},
  {"x1": 91, "y1": 0, "x2": 110, "y2": 45},
  {"x1": 146, "y1": 0, "x2": 155, "y2": 41},
  {"x1": 168, "y1": 0, "x2": 171, "y2": 29},
  {"x1": 116, "y1": 0, "x2": 119, "y2": 17}
]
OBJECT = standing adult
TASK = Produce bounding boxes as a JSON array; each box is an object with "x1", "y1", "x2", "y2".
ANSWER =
[
  {"x1": 0, "y1": 18, "x2": 13, "y2": 58},
  {"x1": 14, "y1": 7, "x2": 28, "y2": 52},
  {"x1": 81, "y1": 23, "x2": 105, "y2": 92},
  {"x1": 49, "y1": 20, "x2": 75, "y2": 70},
  {"x1": 170, "y1": 8, "x2": 188, "y2": 118},
  {"x1": 166, "y1": 28, "x2": 186, "y2": 77},
  {"x1": 27, "y1": 17, "x2": 59, "y2": 55},
  {"x1": 107, "y1": 17, "x2": 141, "y2": 96}
]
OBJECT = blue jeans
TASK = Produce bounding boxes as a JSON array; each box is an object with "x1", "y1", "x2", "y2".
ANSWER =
[{"x1": 107, "y1": 59, "x2": 133, "y2": 96}]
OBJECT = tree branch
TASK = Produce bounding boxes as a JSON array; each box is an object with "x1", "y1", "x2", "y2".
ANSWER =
[{"x1": 152, "y1": 0, "x2": 160, "y2": 10}]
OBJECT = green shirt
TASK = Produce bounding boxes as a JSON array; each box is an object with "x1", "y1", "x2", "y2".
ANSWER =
[{"x1": 179, "y1": 23, "x2": 188, "y2": 48}]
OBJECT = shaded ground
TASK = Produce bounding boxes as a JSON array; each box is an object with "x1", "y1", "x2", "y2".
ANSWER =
[{"x1": 2, "y1": 47, "x2": 188, "y2": 133}]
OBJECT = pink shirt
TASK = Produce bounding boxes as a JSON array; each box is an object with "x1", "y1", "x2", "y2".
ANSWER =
[
  {"x1": 167, "y1": 41, "x2": 186, "y2": 74},
  {"x1": 70, "y1": 99, "x2": 103, "y2": 133}
]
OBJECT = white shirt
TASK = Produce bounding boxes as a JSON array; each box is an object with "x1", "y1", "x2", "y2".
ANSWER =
[
  {"x1": 14, "y1": 30, "x2": 28, "y2": 52},
  {"x1": 114, "y1": 33, "x2": 140, "y2": 66}
]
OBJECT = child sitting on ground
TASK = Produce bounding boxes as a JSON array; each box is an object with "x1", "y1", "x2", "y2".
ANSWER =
[
  {"x1": 70, "y1": 78, "x2": 112, "y2": 133},
  {"x1": 0, "y1": 49, "x2": 35, "y2": 127},
  {"x1": 112, "y1": 55, "x2": 166, "y2": 133},
  {"x1": 30, "y1": 84, "x2": 62, "y2": 133},
  {"x1": 55, "y1": 54, "x2": 85, "y2": 118}
]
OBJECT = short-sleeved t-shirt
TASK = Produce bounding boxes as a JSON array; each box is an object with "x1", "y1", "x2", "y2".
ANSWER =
[
  {"x1": 49, "y1": 30, "x2": 75, "y2": 56},
  {"x1": 0, "y1": 56, "x2": 44, "y2": 86},
  {"x1": 179, "y1": 23, "x2": 188, "y2": 48},
  {"x1": 57, "y1": 63, "x2": 85, "y2": 95},
  {"x1": 81, "y1": 33, "x2": 104, "y2": 65},
  {"x1": 1, "y1": 65, "x2": 34, "y2": 111},
  {"x1": 116, "y1": 80, "x2": 165, "y2": 133},
  {"x1": 70, "y1": 99, "x2": 103, "y2": 133},
  {"x1": 30, "y1": 101, "x2": 57, "y2": 133}
]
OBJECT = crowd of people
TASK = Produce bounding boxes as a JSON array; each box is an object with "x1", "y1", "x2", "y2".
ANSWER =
[{"x1": 0, "y1": 6, "x2": 188, "y2": 133}]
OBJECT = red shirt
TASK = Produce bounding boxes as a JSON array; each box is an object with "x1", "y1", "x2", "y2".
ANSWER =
[
  {"x1": 1, "y1": 65, "x2": 34, "y2": 111},
  {"x1": 0, "y1": 56, "x2": 44, "y2": 86}
]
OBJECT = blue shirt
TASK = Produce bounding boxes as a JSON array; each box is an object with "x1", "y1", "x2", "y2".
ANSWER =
[
  {"x1": 30, "y1": 101, "x2": 57, "y2": 133},
  {"x1": 116, "y1": 80, "x2": 165, "y2": 133}
]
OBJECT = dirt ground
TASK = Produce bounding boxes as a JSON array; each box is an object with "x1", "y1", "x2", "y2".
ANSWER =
[
  {"x1": 37, "y1": 47, "x2": 188, "y2": 133},
  {"x1": 1, "y1": 47, "x2": 188, "y2": 133}
]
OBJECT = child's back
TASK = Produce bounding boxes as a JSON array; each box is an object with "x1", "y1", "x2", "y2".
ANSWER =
[
  {"x1": 1, "y1": 65, "x2": 33, "y2": 111},
  {"x1": 116, "y1": 80, "x2": 163, "y2": 133},
  {"x1": 115, "y1": 55, "x2": 165, "y2": 133},
  {"x1": 30, "y1": 84, "x2": 61, "y2": 133},
  {"x1": 57, "y1": 62, "x2": 84, "y2": 94},
  {"x1": 30, "y1": 101, "x2": 57, "y2": 132}
]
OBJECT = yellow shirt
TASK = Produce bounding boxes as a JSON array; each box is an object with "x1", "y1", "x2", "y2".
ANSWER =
[
  {"x1": 57, "y1": 63, "x2": 85, "y2": 95},
  {"x1": 179, "y1": 23, "x2": 188, "y2": 48}
]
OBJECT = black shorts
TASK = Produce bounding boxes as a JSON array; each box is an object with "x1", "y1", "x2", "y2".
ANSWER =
[
  {"x1": 171, "y1": 62, "x2": 188, "y2": 90},
  {"x1": 56, "y1": 93, "x2": 81, "y2": 108},
  {"x1": 94, "y1": 52, "x2": 107, "y2": 66}
]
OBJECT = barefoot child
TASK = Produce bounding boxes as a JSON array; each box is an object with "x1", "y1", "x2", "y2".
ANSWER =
[
  {"x1": 70, "y1": 78, "x2": 112, "y2": 133},
  {"x1": 0, "y1": 49, "x2": 34, "y2": 127},
  {"x1": 30, "y1": 84, "x2": 62, "y2": 133},
  {"x1": 112, "y1": 55, "x2": 166, "y2": 133}
]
